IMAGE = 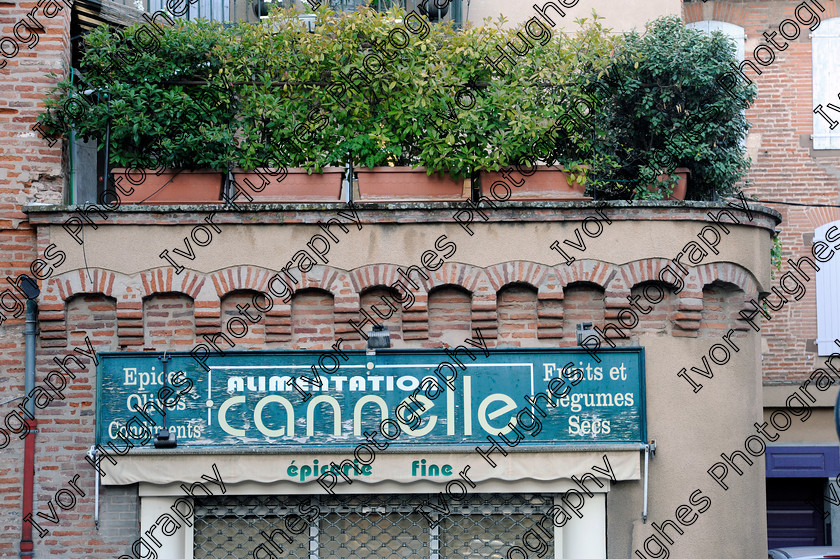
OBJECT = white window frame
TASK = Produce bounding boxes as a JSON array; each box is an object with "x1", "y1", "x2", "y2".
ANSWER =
[
  {"x1": 815, "y1": 220, "x2": 840, "y2": 355},
  {"x1": 686, "y1": 21, "x2": 746, "y2": 149},
  {"x1": 812, "y1": 18, "x2": 840, "y2": 149},
  {"x1": 686, "y1": 20, "x2": 746, "y2": 62}
]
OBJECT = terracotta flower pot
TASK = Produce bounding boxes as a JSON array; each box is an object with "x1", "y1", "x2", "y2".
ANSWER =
[
  {"x1": 111, "y1": 169, "x2": 224, "y2": 204},
  {"x1": 232, "y1": 167, "x2": 345, "y2": 203},
  {"x1": 355, "y1": 167, "x2": 468, "y2": 202},
  {"x1": 480, "y1": 165, "x2": 591, "y2": 201},
  {"x1": 639, "y1": 168, "x2": 690, "y2": 200}
]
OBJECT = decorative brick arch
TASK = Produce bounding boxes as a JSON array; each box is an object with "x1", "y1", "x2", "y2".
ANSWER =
[
  {"x1": 612, "y1": 259, "x2": 685, "y2": 294},
  {"x1": 683, "y1": 4, "x2": 749, "y2": 27},
  {"x1": 806, "y1": 206, "x2": 840, "y2": 230},
  {"x1": 690, "y1": 262, "x2": 760, "y2": 298},
  {"x1": 349, "y1": 264, "x2": 411, "y2": 293},
  {"x1": 426, "y1": 263, "x2": 493, "y2": 336},
  {"x1": 209, "y1": 266, "x2": 276, "y2": 297},
  {"x1": 291, "y1": 268, "x2": 360, "y2": 344},
  {"x1": 49, "y1": 268, "x2": 119, "y2": 301},
  {"x1": 36, "y1": 258, "x2": 765, "y2": 349},
  {"x1": 534, "y1": 261, "x2": 615, "y2": 341},
  {"x1": 552, "y1": 260, "x2": 617, "y2": 293},
  {"x1": 139, "y1": 268, "x2": 205, "y2": 300},
  {"x1": 41, "y1": 269, "x2": 130, "y2": 348},
  {"x1": 348, "y1": 264, "x2": 427, "y2": 341},
  {"x1": 138, "y1": 268, "x2": 214, "y2": 345},
  {"x1": 484, "y1": 261, "x2": 550, "y2": 292}
]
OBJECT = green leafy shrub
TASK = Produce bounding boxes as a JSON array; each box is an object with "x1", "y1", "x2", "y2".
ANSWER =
[
  {"x1": 227, "y1": 6, "x2": 610, "y2": 177},
  {"x1": 37, "y1": 10, "x2": 753, "y2": 199},
  {"x1": 38, "y1": 19, "x2": 236, "y2": 170},
  {"x1": 584, "y1": 16, "x2": 756, "y2": 200}
]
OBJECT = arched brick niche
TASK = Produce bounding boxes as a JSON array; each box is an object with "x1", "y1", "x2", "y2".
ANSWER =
[
  {"x1": 496, "y1": 283, "x2": 539, "y2": 347},
  {"x1": 701, "y1": 280, "x2": 747, "y2": 336},
  {"x1": 561, "y1": 282, "x2": 606, "y2": 346},
  {"x1": 44, "y1": 257, "x2": 764, "y2": 351},
  {"x1": 629, "y1": 281, "x2": 680, "y2": 337},
  {"x1": 427, "y1": 285, "x2": 472, "y2": 347},
  {"x1": 65, "y1": 293, "x2": 118, "y2": 352},
  {"x1": 142, "y1": 292, "x2": 196, "y2": 350},
  {"x1": 221, "y1": 290, "x2": 267, "y2": 347},
  {"x1": 291, "y1": 288, "x2": 335, "y2": 350}
]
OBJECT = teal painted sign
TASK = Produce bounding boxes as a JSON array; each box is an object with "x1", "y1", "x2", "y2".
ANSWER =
[{"x1": 96, "y1": 348, "x2": 646, "y2": 449}]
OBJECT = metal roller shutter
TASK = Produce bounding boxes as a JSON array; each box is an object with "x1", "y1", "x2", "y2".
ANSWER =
[{"x1": 193, "y1": 493, "x2": 555, "y2": 558}]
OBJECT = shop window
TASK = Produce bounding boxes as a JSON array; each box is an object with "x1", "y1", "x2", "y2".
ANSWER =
[
  {"x1": 812, "y1": 18, "x2": 840, "y2": 149},
  {"x1": 816, "y1": 220, "x2": 840, "y2": 355},
  {"x1": 193, "y1": 493, "x2": 555, "y2": 559}
]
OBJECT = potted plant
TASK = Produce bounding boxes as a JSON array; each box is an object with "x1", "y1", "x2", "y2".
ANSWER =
[
  {"x1": 325, "y1": 6, "x2": 467, "y2": 202},
  {"x1": 414, "y1": 14, "x2": 615, "y2": 201},
  {"x1": 583, "y1": 16, "x2": 756, "y2": 200},
  {"x1": 38, "y1": 20, "x2": 235, "y2": 204},
  {"x1": 227, "y1": 7, "x2": 357, "y2": 202},
  {"x1": 478, "y1": 162, "x2": 591, "y2": 201}
]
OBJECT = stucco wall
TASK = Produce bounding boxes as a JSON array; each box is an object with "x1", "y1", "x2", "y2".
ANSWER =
[{"x1": 19, "y1": 201, "x2": 780, "y2": 559}]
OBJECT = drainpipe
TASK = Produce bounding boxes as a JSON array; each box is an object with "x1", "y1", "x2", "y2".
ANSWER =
[{"x1": 20, "y1": 298, "x2": 38, "y2": 559}]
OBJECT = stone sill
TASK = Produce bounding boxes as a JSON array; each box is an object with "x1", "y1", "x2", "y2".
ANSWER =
[{"x1": 23, "y1": 199, "x2": 782, "y2": 230}]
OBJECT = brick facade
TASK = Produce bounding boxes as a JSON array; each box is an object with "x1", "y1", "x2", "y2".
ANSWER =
[
  {"x1": 0, "y1": 0, "x2": 789, "y2": 554},
  {"x1": 0, "y1": 0, "x2": 70, "y2": 554},
  {"x1": 13, "y1": 256, "x2": 760, "y2": 556},
  {"x1": 0, "y1": 229, "x2": 768, "y2": 555},
  {"x1": 683, "y1": 0, "x2": 840, "y2": 384}
]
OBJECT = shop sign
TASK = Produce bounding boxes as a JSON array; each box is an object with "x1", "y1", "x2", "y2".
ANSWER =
[{"x1": 96, "y1": 348, "x2": 646, "y2": 450}]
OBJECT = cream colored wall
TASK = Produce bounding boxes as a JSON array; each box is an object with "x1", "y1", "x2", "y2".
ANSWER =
[
  {"x1": 467, "y1": 0, "x2": 682, "y2": 33},
  {"x1": 34, "y1": 206, "x2": 775, "y2": 559},
  {"x1": 763, "y1": 386, "x2": 839, "y2": 443},
  {"x1": 44, "y1": 218, "x2": 773, "y2": 289},
  {"x1": 608, "y1": 331, "x2": 765, "y2": 559}
]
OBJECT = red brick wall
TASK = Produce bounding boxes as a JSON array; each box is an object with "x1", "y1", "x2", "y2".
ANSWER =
[
  {"x1": 497, "y1": 284, "x2": 539, "y2": 346},
  {"x1": 292, "y1": 288, "x2": 335, "y2": 349},
  {"x1": 0, "y1": 0, "x2": 70, "y2": 549},
  {"x1": 32, "y1": 294, "x2": 122, "y2": 556},
  {"x1": 700, "y1": 282, "x2": 744, "y2": 336},
  {"x1": 427, "y1": 286, "x2": 472, "y2": 345},
  {"x1": 0, "y1": 322, "x2": 25, "y2": 557},
  {"x1": 359, "y1": 287, "x2": 403, "y2": 347},
  {"x1": 630, "y1": 282, "x2": 678, "y2": 335},
  {"x1": 143, "y1": 293, "x2": 196, "y2": 350},
  {"x1": 221, "y1": 290, "x2": 266, "y2": 347},
  {"x1": 561, "y1": 283, "x2": 606, "y2": 344},
  {"x1": 684, "y1": 0, "x2": 840, "y2": 384},
  {"x1": 0, "y1": 254, "x2": 758, "y2": 556}
]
